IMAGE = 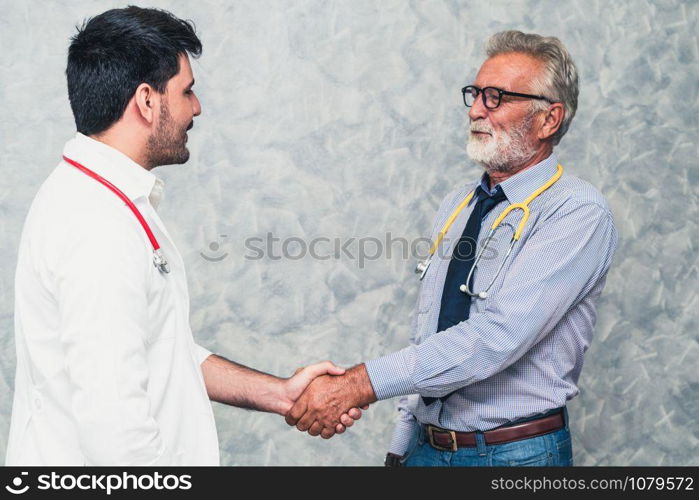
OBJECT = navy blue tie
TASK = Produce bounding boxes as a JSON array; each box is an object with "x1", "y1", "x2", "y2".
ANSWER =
[{"x1": 423, "y1": 184, "x2": 507, "y2": 406}]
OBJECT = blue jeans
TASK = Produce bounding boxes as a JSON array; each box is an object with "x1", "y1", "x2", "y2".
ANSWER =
[{"x1": 403, "y1": 409, "x2": 573, "y2": 467}]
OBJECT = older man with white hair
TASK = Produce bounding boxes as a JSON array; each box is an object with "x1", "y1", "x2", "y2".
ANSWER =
[{"x1": 285, "y1": 30, "x2": 618, "y2": 467}]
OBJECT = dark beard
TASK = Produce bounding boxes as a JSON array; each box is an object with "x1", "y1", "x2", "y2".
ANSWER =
[{"x1": 146, "y1": 102, "x2": 189, "y2": 168}]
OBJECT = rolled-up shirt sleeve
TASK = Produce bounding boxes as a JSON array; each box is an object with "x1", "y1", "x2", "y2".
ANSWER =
[
  {"x1": 55, "y1": 207, "x2": 172, "y2": 465},
  {"x1": 366, "y1": 201, "x2": 618, "y2": 400},
  {"x1": 193, "y1": 343, "x2": 212, "y2": 366}
]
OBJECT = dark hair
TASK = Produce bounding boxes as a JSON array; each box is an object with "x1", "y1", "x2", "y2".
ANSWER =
[{"x1": 66, "y1": 6, "x2": 202, "y2": 135}]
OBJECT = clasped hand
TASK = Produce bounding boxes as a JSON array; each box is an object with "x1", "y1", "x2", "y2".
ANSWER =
[{"x1": 285, "y1": 363, "x2": 376, "y2": 439}]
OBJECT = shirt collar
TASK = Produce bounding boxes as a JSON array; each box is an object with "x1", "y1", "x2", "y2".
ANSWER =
[
  {"x1": 478, "y1": 153, "x2": 559, "y2": 204},
  {"x1": 62, "y1": 133, "x2": 165, "y2": 209}
]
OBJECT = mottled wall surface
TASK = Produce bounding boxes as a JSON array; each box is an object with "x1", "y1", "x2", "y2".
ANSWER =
[{"x1": 0, "y1": 0, "x2": 697, "y2": 465}]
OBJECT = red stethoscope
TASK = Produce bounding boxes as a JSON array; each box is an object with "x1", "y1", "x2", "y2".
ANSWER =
[{"x1": 62, "y1": 155, "x2": 170, "y2": 274}]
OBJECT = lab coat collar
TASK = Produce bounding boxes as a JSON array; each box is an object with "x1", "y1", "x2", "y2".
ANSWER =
[
  {"x1": 62, "y1": 133, "x2": 166, "y2": 209},
  {"x1": 478, "y1": 152, "x2": 559, "y2": 205}
]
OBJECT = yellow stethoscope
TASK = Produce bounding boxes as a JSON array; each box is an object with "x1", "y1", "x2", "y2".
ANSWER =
[{"x1": 415, "y1": 164, "x2": 563, "y2": 299}]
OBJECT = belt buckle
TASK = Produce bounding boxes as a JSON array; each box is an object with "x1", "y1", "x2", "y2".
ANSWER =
[{"x1": 427, "y1": 425, "x2": 458, "y2": 452}]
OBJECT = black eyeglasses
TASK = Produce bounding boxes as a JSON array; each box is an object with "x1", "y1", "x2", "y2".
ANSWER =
[{"x1": 462, "y1": 85, "x2": 556, "y2": 110}]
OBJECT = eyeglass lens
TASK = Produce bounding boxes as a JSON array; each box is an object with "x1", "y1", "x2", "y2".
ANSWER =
[{"x1": 463, "y1": 87, "x2": 501, "y2": 109}]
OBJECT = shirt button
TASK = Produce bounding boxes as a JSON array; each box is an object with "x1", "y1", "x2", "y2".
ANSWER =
[{"x1": 34, "y1": 397, "x2": 42, "y2": 410}]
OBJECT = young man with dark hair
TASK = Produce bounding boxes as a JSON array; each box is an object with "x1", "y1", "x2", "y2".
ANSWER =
[{"x1": 6, "y1": 6, "x2": 359, "y2": 466}]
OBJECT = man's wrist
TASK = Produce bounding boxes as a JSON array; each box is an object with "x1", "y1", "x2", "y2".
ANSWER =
[
  {"x1": 271, "y1": 376, "x2": 292, "y2": 415},
  {"x1": 346, "y1": 363, "x2": 378, "y2": 407},
  {"x1": 364, "y1": 350, "x2": 416, "y2": 400}
]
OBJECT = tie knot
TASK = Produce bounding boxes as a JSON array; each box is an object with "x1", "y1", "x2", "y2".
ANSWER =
[
  {"x1": 477, "y1": 185, "x2": 507, "y2": 219},
  {"x1": 478, "y1": 183, "x2": 506, "y2": 199}
]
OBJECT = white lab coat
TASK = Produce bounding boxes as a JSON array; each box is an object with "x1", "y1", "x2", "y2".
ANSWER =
[{"x1": 6, "y1": 133, "x2": 220, "y2": 465}]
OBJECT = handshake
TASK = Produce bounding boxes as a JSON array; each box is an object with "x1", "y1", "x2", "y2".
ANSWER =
[{"x1": 280, "y1": 361, "x2": 378, "y2": 439}]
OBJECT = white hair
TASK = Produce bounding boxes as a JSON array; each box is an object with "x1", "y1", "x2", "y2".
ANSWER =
[{"x1": 486, "y1": 30, "x2": 579, "y2": 146}]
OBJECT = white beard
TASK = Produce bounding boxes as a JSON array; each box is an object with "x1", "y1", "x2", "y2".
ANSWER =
[{"x1": 466, "y1": 114, "x2": 537, "y2": 175}]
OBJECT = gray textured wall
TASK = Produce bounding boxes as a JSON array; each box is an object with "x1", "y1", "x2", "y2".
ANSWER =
[{"x1": 1, "y1": 0, "x2": 697, "y2": 466}]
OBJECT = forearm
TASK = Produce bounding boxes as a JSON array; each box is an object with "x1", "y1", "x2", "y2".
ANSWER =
[
  {"x1": 201, "y1": 354, "x2": 287, "y2": 415},
  {"x1": 365, "y1": 309, "x2": 564, "y2": 400},
  {"x1": 333, "y1": 364, "x2": 378, "y2": 408}
]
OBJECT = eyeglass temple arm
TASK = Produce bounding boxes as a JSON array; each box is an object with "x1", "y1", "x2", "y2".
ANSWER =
[{"x1": 500, "y1": 89, "x2": 556, "y2": 103}]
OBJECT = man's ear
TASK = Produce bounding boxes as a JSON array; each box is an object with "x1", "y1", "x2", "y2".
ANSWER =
[
  {"x1": 538, "y1": 102, "x2": 565, "y2": 141},
  {"x1": 133, "y1": 83, "x2": 159, "y2": 124}
]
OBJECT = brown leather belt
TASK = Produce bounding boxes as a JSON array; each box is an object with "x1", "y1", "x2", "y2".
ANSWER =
[{"x1": 426, "y1": 411, "x2": 565, "y2": 451}]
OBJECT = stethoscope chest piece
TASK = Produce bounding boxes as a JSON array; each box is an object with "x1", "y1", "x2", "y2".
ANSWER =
[
  {"x1": 415, "y1": 258, "x2": 432, "y2": 280},
  {"x1": 153, "y1": 249, "x2": 170, "y2": 274},
  {"x1": 459, "y1": 283, "x2": 488, "y2": 299}
]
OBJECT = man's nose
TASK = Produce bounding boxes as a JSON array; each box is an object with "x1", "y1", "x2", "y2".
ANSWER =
[
  {"x1": 192, "y1": 92, "x2": 202, "y2": 117},
  {"x1": 468, "y1": 93, "x2": 488, "y2": 122}
]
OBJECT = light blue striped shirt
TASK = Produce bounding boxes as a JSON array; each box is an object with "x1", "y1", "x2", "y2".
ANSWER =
[{"x1": 365, "y1": 153, "x2": 618, "y2": 456}]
